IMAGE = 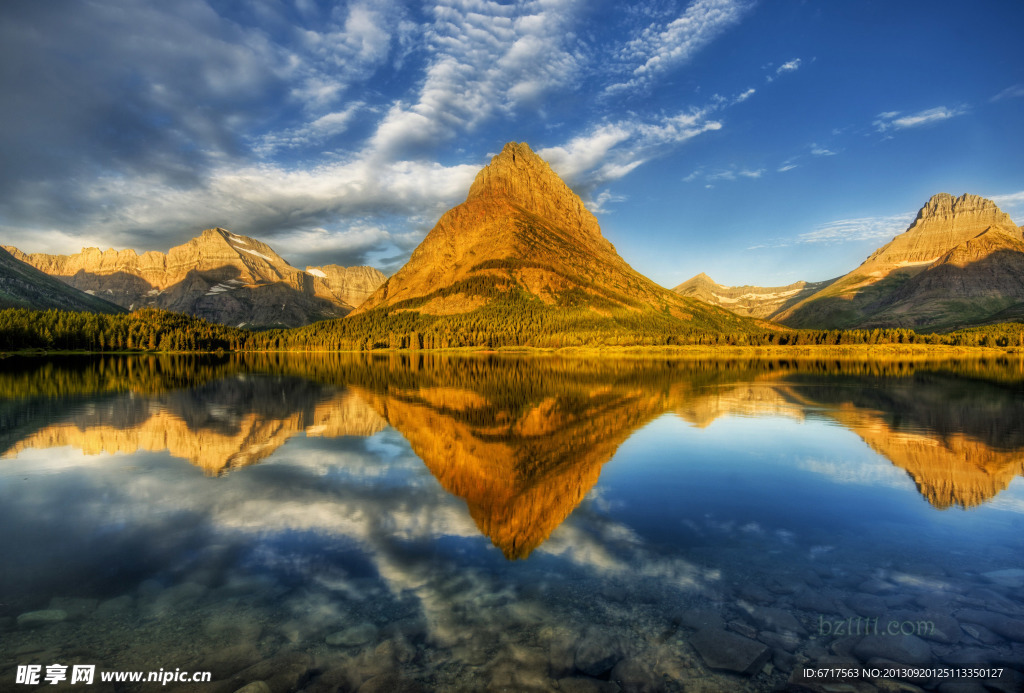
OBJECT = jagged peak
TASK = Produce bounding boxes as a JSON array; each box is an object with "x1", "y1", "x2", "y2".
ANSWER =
[
  {"x1": 466, "y1": 142, "x2": 557, "y2": 198},
  {"x1": 200, "y1": 227, "x2": 239, "y2": 240},
  {"x1": 463, "y1": 141, "x2": 603, "y2": 239},
  {"x1": 914, "y1": 193, "x2": 1012, "y2": 224}
]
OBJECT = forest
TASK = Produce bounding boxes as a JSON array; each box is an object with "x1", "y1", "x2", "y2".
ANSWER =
[{"x1": 1, "y1": 303, "x2": 1023, "y2": 354}]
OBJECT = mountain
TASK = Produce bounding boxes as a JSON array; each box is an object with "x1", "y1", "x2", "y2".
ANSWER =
[
  {"x1": 5, "y1": 229, "x2": 385, "y2": 328},
  {"x1": 0, "y1": 245, "x2": 124, "y2": 314},
  {"x1": 775, "y1": 193, "x2": 1024, "y2": 330},
  {"x1": 305, "y1": 264, "x2": 386, "y2": 309},
  {"x1": 672, "y1": 272, "x2": 833, "y2": 320},
  {"x1": 348, "y1": 142, "x2": 754, "y2": 342},
  {"x1": 678, "y1": 193, "x2": 1024, "y2": 331}
]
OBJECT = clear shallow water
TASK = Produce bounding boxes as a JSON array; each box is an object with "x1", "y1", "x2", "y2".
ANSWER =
[{"x1": 1, "y1": 354, "x2": 1023, "y2": 692}]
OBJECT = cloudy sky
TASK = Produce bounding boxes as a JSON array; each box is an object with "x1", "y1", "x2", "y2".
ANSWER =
[{"x1": 1, "y1": 0, "x2": 1022, "y2": 286}]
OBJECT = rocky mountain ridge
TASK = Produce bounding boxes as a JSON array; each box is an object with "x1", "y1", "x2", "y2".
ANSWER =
[
  {"x1": 678, "y1": 193, "x2": 1024, "y2": 331},
  {"x1": 304, "y1": 264, "x2": 386, "y2": 311},
  {"x1": 5, "y1": 229, "x2": 385, "y2": 328},
  {"x1": 0, "y1": 246, "x2": 125, "y2": 314},
  {"x1": 672, "y1": 273, "x2": 833, "y2": 320},
  {"x1": 352, "y1": 142, "x2": 751, "y2": 336}
]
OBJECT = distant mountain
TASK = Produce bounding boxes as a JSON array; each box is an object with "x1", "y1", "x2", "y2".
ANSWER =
[
  {"x1": 672, "y1": 272, "x2": 833, "y2": 320},
  {"x1": 305, "y1": 264, "x2": 386, "y2": 310},
  {"x1": 679, "y1": 193, "x2": 1024, "y2": 331},
  {"x1": 350, "y1": 142, "x2": 753, "y2": 339},
  {"x1": 0, "y1": 245, "x2": 124, "y2": 314},
  {"x1": 5, "y1": 229, "x2": 385, "y2": 328},
  {"x1": 778, "y1": 193, "x2": 1024, "y2": 330}
]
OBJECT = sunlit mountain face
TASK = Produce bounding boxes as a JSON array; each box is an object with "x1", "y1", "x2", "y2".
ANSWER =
[{"x1": 2, "y1": 354, "x2": 1023, "y2": 691}]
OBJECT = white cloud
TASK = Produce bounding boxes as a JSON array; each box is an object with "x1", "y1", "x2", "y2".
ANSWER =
[
  {"x1": 990, "y1": 190, "x2": 1024, "y2": 215},
  {"x1": 368, "y1": 0, "x2": 583, "y2": 159},
  {"x1": 796, "y1": 213, "x2": 914, "y2": 244},
  {"x1": 254, "y1": 102, "x2": 365, "y2": 155},
  {"x1": 685, "y1": 164, "x2": 764, "y2": 184},
  {"x1": 811, "y1": 145, "x2": 837, "y2": 156},
  {"x1": 990, "y1": 84, "x2": 1024, "y2": 102},
  {"x1": 3, "y1": 155, "x2": 480, "y2": 269},
  {"x1": 733, "y1": 87, "x2": 756, "y2": 103},
  {"x1": 538, "y1": 102, "x2": 727, "y2": 199},
  {"x1": 874, "y1": 105, "x2": 968, "y2": 132},
  {"x1": 747, "y1": 212, "x2": 916, "y2": 250},
  {"x1": 586, "y1": 190, "x2": 627, "y2": 215},
  {"x1": 765, "y1": 57, "x2": 801, "y2": 82},
  {"x1": 776, "y1": 58, "x2": 801, "y2": 74},
  {"x1": 287, "y1": 0, "x2": 409, "y2": 111},
  {"x1": 607, "y1": 0, "x2": 753, "y2": 92},
  {"x1": 777, "y1": 164, "x2": 797, "y2": 172},
  {"x1": 538, "y1": 124, "x2": 637, "y2": 186}
]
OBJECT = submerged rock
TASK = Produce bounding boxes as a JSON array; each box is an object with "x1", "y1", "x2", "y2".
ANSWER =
[
  {"x1": 326, "y1": 622, "x2": 378, "y2": 647},
  {"x1": 357, "y1": 672, "x2": 425, "y2": 693},
  {"x1": 17, "y1": 609, "x2": 68, "y2": 628},
  {"x1": 574, "y1": 630, "x2": 625, "y2": 677},
  {"x1": 689, "y1": 626, "x2": 769, "y2": 675},
  {"x1": 48, "y1": 597, "x2": 98, "y2": 620},
  {"x1": 233, "y1": 682, "x2": 272, "y2": 693},
  {"x1": 852, "y1": 634, "x2": 932, "y2": 664},
  {"x1": 956, "y1": 609, "x2": 1024, "y2": 642},
  {"x1": 555, "y1": 676, "x2": 621, "y2": 693},
  {"x1": 95, "y1": 595, "x2": 134, "y2": 618},
  {"x1": 231, "y1": 652, "x2": 312, "y2": 693},
  {"x1": 672, "y1": 607, "x2": 725, "y2": 631},
  {"x1": 610, "y1": 658, "x2": 663, "y2": 693},
  {"x1": 744, "y1": 605, "x2": 807, "y2": 635}
]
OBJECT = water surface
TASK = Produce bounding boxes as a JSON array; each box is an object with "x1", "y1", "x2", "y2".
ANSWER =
[{"x1": 1, "y1": 354, "x2": 1023, "y2": 692}]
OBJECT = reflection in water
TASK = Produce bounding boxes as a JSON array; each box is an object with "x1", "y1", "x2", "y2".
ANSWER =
[
  {"x1": 673, "y1": 369, "x2": 1024, "y2": 510},
  {"x1": 357, "y1": 384, "x2": 666, "y2": 558},
  {"x1": 3, "y1": 353, "x2": 1024, "y2": 517},
  {"x1": 2, "y1": 372, "x2": 386, "y2": 475},
  {"x1": 2, "y1": 354, "x2": 1024, "y2": 691}
]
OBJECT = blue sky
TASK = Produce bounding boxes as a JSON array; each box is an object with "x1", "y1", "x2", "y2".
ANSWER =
[{"x1": 1, "y1": 0, "x2": 1022, "y2": 286}]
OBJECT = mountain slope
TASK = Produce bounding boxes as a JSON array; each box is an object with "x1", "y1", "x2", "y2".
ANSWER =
[
  {"x1": 775, "y1": 193, "x2": 1024, "y2": 330},
  {"x1": 5, "y1": 229, "x2": 384, "y2": 328},
  {"x1": 0, "y1": 246, "x2": 124, "y2": 314},
  {"x1": 305, "y1": 264, "x2": 386, "y2": 310},
  {"x1": 672, "y1": 272, "x2": 834, "y2": 320},
  {"x1": 346, "y1": 142, "x2": 755, "y2": 344}
]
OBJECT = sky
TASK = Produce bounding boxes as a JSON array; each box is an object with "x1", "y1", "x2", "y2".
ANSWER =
[{"x1": 1, "y1": 0, "x2": 1022, "y2": 287}]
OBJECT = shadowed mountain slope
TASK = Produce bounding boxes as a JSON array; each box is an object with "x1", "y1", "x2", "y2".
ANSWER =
[
  {"x1": 0, "y1": 246, "x2": 124, "y2": 314},
  {"x1": 777, "y1": 193, "x2": 1024, "y2": 330},
  {"x1": 678, "y1": 193, "x2": 1024, "y2": 332},
  {"x1": 5, "y1": 229, "x2": 385, "y2": 328}
]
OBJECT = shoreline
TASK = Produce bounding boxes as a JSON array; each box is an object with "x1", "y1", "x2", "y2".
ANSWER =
[{"x1": 2, "y1": 343, "x2": 1020, "y2": 358}]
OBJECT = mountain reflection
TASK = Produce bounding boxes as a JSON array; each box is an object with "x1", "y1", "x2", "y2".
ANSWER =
[
  {"x1": 355, "y1": 383, "x2": 667, "y2": 558},
  {"x1": 0, "y1": 357, "x2": 386, "y2": 474},
  {"x1": 672, "y1": 365, "x2": 1024, "y2": 509},
  {"x1": 2, "y1": 354, "x2": 1023, "y2": 555}
]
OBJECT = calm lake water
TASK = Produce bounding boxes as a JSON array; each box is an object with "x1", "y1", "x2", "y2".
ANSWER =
[{"x1": 1, "y1": 353, "x2": 1023, "y2": 692}]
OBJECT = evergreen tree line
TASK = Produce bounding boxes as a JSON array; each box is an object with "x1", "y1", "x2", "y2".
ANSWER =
[{"x1": 1, "y1": 305, "x2": 1022, "y2": 353}]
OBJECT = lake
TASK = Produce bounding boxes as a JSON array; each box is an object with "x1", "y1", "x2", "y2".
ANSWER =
[{"x1": 1, "y1": 353, "x2": 1023, "y2": 692}]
